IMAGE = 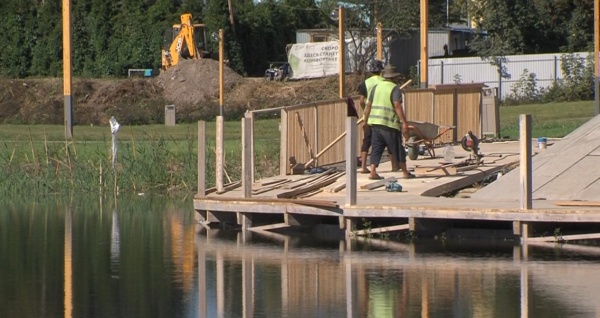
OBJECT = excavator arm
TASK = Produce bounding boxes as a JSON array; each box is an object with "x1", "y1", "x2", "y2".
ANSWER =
[{"x1": 161, "y1": 13, "x2": 205, "y2": 71}]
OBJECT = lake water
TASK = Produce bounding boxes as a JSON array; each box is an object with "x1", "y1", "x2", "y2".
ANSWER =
[{"x1": 2, "y1": 194, "x2": 600, "y2": 318}]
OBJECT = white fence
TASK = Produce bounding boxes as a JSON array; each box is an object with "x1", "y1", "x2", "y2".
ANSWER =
[{"x1": 426, "y1": 52, "x2": 592, "y2": 100}]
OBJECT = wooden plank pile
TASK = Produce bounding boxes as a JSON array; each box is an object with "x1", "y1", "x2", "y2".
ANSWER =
[{"x1": 277, "y1": 168, "x2": 345, "y2": 199}]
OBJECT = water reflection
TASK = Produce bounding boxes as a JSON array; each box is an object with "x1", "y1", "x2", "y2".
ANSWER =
[
  {"x1": 1, "y1": 196, "x2": 600, "y2": 318},
  {"x1": 197, "y1": 230, "x2": 600, "y2": 318}
]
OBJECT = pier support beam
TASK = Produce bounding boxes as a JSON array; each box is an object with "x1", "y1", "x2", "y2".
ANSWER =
[
  {"x1": 345, "y1": 117, "x2": 357, "y2": 206},
  {"x1": 345, "y1": 218, "x2": 356, "y2": 238},
  {"x1": 519, "y1": 114, "x2": 532, "y2": 210},
  {"x1": 279, "y1": 110, "x2": 288, "y2": 176},
  {"x1": 242, "y1": 117, "x2": 252, "y2": 198},
  {"x1": 197, "y1": 121, "x2": 206, "y2": 198},
  {"x1": 238, "y1": 212, "x2": 253, "y2": 231},
  {"x1": 513, "y1": 221, "x2": 530, "y2": 244},
  {"x1": 216, "y1": 116, "x2": 224, "y2": 192}
]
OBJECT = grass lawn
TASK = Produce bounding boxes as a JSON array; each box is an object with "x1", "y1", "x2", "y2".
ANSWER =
[
  {"x1": 498, "y1": 100, "x2": 596, "y2": 139},
  {"x1": 0, "y1": 100, "x2": 596, "y2": 160},
  {"x1": 0, "y1": 119, "x2": 281, "y2": 159}
]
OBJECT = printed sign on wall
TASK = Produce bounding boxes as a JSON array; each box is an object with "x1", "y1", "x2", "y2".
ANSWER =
[{"x1": 287, "y1": 41, "x2": 341, "y2": 79}]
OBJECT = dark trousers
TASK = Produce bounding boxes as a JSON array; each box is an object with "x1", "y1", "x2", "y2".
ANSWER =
[
  {"x1": 370, "y1": 125, "x2": 402, "y2": 167},
  {"x1": 361, "y1": 124, "x2": 372, "y2": 152}
]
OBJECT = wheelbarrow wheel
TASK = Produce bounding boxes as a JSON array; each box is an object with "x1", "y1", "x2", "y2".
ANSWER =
[{"x1": 407, "y1": 136, "x2": 419, "y2": 160}]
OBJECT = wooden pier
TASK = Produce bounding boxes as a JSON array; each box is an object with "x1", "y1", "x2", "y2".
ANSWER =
[{"x1": 194, "y1": 113, "x2": 600, "y2": 243}]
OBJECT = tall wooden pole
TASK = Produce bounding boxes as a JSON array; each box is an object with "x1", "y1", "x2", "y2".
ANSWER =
[
  {"x1": 376, "y1": 22, "x2": 383, "y2": 61},
  {"x1": 339, "y1": 7, "x2": 345, "y2": 98},
  {"x1": 219, "y1": 29, "x2": 224, "y2": 117},
  {"x1": 62, "y1": 0, "x2": 73, "y2": 139},
  {"x1": 216, "y1": 29, "x2": 224, "y2": 192},
  {"x1": 420, "y1": 0, "x2": 429, "y2": 88},
  {"x1": 594, "y1": 0, "x2": 599, "y2": 116}
]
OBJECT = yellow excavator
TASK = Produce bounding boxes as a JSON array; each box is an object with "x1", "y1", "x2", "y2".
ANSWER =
[{"x1": 161, "y1": 13, "x2": 207, "y2": 71}]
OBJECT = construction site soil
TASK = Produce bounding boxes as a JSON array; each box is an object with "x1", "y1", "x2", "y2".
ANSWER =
[{"x1": 0, "y1": 59, "x2": 363, "y2": 125}]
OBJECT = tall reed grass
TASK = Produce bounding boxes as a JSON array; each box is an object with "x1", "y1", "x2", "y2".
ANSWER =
[{"x1": 0, "y1": 129, "x2": 281, "y2": 196}]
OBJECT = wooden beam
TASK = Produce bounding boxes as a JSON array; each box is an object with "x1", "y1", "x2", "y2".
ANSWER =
[
  {"x1": 280, "y1": 109, "x2": 288, "y2": 176},
  {"x1": 360, "y1": 177, "x2": 397, "y2": 190},
  {"x1": 527, "y1": 232, "x2": 600, "y2": 243},
  {"x1": 242, "y1": 117, "x2": 252, "y2": 198},
  {"x1": 202, "y1": 181, "x2": 240, "y2": 195},
  {"x1": 346, "y1": 116, "x2": 357, "y2": 205},
  {"x1": 205, "y1": 196, "x2": 339, "y2": 209},
  {"x1": 553, "y1": 201, "x2": 600, "y2": 207},
  {"x1": 216, "y1": 116, "x2": 224, "y2": 192},
  {"x1": 215, "y1": 180, "x2": 242, "y2": 194},
  {"x1": 420, "y1": 165, "x2": 506, "y2": 197},
  {"x1": 420, "y1": 0, "x2": 429, "y2": 88},
  {"x1": 249, "y1": 223, "x2": 290, "y2": 232},
  {"x1": 197, "y1": 121, "x2": 206, "y2": 198},
  {"x1": 414, "y1": 165, "x2": 457, "y2": 176},
  {"x1": 353, "y1": 224, "x2": 410, "y2": 236},
  {"x1": 277, "y1": 175, "x2": 339, "y2": 198}
]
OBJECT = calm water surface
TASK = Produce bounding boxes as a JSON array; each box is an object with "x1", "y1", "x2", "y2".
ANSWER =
[{"x1": 1, "y1": 194, "x2": 600, "y2": 318}]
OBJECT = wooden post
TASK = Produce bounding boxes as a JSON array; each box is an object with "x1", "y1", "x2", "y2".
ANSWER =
[
  {"x1": 595, "y1": 0, "x2": 599, "y2": 115},
  {"x1": 62, "y1": 0, "x2": 73, "y2": 139},
  {"x1": 376, "y1": 22, "x2": 383, "y2": 61},
  {"x1": 345, "y1": 117, "x2": 357, "y2": 206},
  {"x1": 420, "y1": 0, "x2": 429, "y2": 88},
  {"x1": 279, "y1": 109, "x2": 288, "y2": 176},
  {"x1": 242, "y1": 117, "x2": 252, "y2": 198},
  {"x1": 197, "y1": 121, "x2": 206, "y2": 197},
  {"x1": 338, "y1": 6, "x2": 345, "y2": 98},
  {"x1": 519, "y1": 114, "x2": 532, "y2": 210},
  {"x1": 245, "y1": 112, "x2": 255, "y2": 183},
  {"x1": 219, "y1": 29, "x2": 224, "y2": 117},
  {"x1": 216, "y1": 116, "x2": 224, "y2": 192}
]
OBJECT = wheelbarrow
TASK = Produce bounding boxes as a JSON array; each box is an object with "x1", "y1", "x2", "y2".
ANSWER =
[{"x1": 405, "y1": 121, "x2": 454, "y2": 160}]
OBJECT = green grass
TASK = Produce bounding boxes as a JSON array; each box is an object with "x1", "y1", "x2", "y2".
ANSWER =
[
  {"x1": 0, "y1": 119, "x2": 282, "y2": 195},
  {"x1": 0, "y1": 100, "x2": 596, "y2": 195},
  {"x1": 498, "y1": 100, "x2": 595, "y2": 139}
]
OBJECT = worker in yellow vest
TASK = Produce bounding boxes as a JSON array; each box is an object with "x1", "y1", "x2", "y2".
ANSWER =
[
  {"x1": 363, "y1": 64, "x2": 415, "y2": 180},
  {"x1": 357, "y1": 60, "x2": 385, "y2": 173}
]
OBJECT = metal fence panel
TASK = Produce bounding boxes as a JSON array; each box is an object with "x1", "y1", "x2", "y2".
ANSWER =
[{"x1": 428, "y1": 52, "x2": 591, "y2": 100}]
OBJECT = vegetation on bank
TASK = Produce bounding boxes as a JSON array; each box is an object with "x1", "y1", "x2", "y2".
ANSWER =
[
  {"x1": 0, "y1": 1, "x2": 594, "y2": 78},
  {"x1": 0, "y1": 120, "x2": 280, "y2": 196},
  {"x1": 1, "y1": 100, "x2": 595, "y2": 195}
]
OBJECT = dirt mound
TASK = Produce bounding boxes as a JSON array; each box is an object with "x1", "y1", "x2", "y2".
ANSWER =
[
  {"x1": 155, "y1": 59, "x2": 244, "y2": 106},
  {"x1": 1, "y1": 58, "x2": 363, "y2": 125}
]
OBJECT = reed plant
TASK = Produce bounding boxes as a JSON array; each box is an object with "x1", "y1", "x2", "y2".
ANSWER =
[{"x1": 0, "y1": 126, "x2": 281, "y2": 196}]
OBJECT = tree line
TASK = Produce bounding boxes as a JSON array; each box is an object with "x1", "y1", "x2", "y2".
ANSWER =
[{"x1": 0, "y1": 0, "x2": 595, "y2": 78}]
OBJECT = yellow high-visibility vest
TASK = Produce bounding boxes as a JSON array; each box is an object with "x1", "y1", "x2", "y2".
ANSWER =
[{"x1": 367, "y1": 81, "x2": 401, "y2": 130}]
